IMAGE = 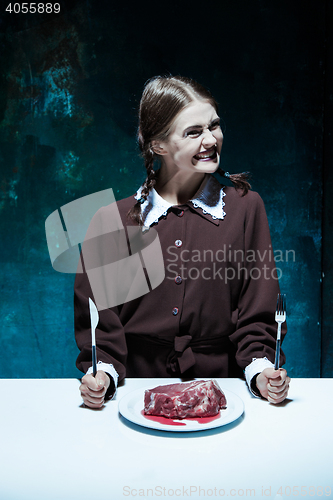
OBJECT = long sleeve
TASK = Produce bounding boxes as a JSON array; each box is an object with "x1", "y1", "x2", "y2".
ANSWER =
[
  {"x1": 228, "y1": 191, "x2": 287, "y2": 369},
  {"x1": 74, "y1": 204, "x2": 128, "y2": 384},
  {"x1": 74, "y1": 271, "x2": 127, "y2": 383}
]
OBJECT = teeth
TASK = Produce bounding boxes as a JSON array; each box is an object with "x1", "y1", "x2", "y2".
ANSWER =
[{"x1": 196, "y1": 149, "x2": 216, "y2": 159}]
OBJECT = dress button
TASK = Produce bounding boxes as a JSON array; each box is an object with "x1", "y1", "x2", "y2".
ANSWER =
[
  {"x1": 174, "y1": 275, "x2": 182, "y2": 285},
  {"x1": 175, "y1": 239, "x2": 182, "y2": 247},
  {"x1": 172, "y1": 307, "x2": 179, "y2": 316},
  {"x1": 177, "y1": 210, "x2": 184, "y2": 217}
]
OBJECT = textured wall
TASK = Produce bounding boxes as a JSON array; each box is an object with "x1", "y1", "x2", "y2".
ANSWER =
[
  {"x1": 0, "y1": 0, "x2": 328, "y2": 378},
  {"x1": 322, "y1": 0, "x2": 333, "y2": 377}
]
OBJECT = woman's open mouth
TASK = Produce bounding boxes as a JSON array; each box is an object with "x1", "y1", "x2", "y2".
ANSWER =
[{"x1": 193, "y1": 147, "x2": 217, "y2": 161}]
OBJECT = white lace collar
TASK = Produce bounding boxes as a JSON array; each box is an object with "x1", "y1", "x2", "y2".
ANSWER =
[{"x1": 134, "y1": 174, "x2": 226, "y2": 227}]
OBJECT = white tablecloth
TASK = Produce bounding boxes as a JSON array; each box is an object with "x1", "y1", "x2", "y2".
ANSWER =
[{"x1": 0, "y1": 378, "x2": 332, "y2": 500}]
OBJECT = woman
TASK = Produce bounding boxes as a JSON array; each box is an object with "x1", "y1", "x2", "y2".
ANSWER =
[{"x1": 75, "y1": 75, "x2": 290, "y2": 408}]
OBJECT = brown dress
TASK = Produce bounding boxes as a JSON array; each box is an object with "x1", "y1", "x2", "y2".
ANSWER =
[{"x1": 74, "y1": 178, "x2": 286, "y2": 385}]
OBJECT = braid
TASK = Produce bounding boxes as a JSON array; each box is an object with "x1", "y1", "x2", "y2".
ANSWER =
[
  {"x1": 127, "y1": 147, "x2": 157, "y2": 225},
  {"x1": 217, "y1": 167, "x2": 251, "y2": 196}
]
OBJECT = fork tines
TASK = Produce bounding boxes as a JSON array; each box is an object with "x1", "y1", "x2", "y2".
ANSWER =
[{"x1": 274, "y1": 293, "x2": 286, "y2": 370}]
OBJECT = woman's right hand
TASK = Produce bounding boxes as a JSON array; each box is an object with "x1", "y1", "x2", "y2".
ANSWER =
[{"x1": 79, "y1": 370, "x2": 111, "y2": 408}]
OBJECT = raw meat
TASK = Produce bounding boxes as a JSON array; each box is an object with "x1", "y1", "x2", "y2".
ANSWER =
[{"x1": 144, "y1": 379, "x2": 227, "y2": 419}]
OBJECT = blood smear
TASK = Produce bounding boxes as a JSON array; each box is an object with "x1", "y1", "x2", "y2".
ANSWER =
[
  {"x1": 141, "y1": 410, "x2": 186, "y2": 426},
  {"x1": 191, "y1": 413, "x2": 221, "y2": 424},
  {"x1": 141, "y1": 410, "x2": 221, "y2": 426}
]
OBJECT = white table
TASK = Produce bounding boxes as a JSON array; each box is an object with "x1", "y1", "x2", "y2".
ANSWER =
[{"x1": 0, "y1": 378, "x2": 332, "y2": 500}]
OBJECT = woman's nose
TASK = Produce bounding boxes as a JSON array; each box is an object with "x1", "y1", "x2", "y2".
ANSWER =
[{"x1": 202, "y1": 129, "x2": 217, "y2": 148}]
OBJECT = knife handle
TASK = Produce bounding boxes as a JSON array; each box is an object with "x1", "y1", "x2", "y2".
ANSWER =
[{"x1": 92, "y1": 345, "x2": 97, "y2": 377}]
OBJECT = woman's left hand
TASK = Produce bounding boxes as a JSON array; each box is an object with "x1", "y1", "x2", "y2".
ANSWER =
[{"x1": 256, "y1": 368, "x2": 290, "y2": 404}]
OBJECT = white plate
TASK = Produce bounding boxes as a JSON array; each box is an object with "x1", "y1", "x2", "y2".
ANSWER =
[{"x1": 118, "y1": 387, "x2": 244, "y2": 432}]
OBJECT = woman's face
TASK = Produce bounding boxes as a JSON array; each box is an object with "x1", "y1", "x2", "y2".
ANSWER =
[{"x1": 157, "y1": 100, "x2": 223, "y2": 175}]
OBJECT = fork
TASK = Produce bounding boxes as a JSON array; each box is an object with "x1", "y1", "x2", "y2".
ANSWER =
[{"x1": 274, "y1": 293, "x2": 286, "y2": 370}]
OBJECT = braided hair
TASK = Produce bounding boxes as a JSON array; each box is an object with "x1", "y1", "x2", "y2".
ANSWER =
[
  {"x1": 129, "y1": 145, "x2": 157, "y2": 225},
  {"x1": 128, "y1": 75, "x2": 251, "y2": 224},
  {"x1": 217, "y1": 167, "x2": 251, "y2": 194}
]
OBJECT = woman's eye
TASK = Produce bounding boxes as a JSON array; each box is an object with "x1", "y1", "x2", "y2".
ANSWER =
[
  {"x1": 210, "y1": 121, "x2": 220, "y2": 130},
  {"x1": 186, "y1": 130, "x2": 201, "y2": 138}
]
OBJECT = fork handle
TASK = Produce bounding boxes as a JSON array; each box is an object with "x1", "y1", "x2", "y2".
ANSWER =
[{"x1": 274, "y1": 339, "x2": 281, "y2": 370}]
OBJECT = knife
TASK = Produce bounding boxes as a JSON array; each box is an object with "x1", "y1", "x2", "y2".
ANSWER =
[{"x1": 89, "y1": 298, "x2": 99, "y2": 377}]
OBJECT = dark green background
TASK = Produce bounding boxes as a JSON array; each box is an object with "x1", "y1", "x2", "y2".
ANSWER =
[{"x1": 0, "y1": 0, "x2": 331, "y2": 379}]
